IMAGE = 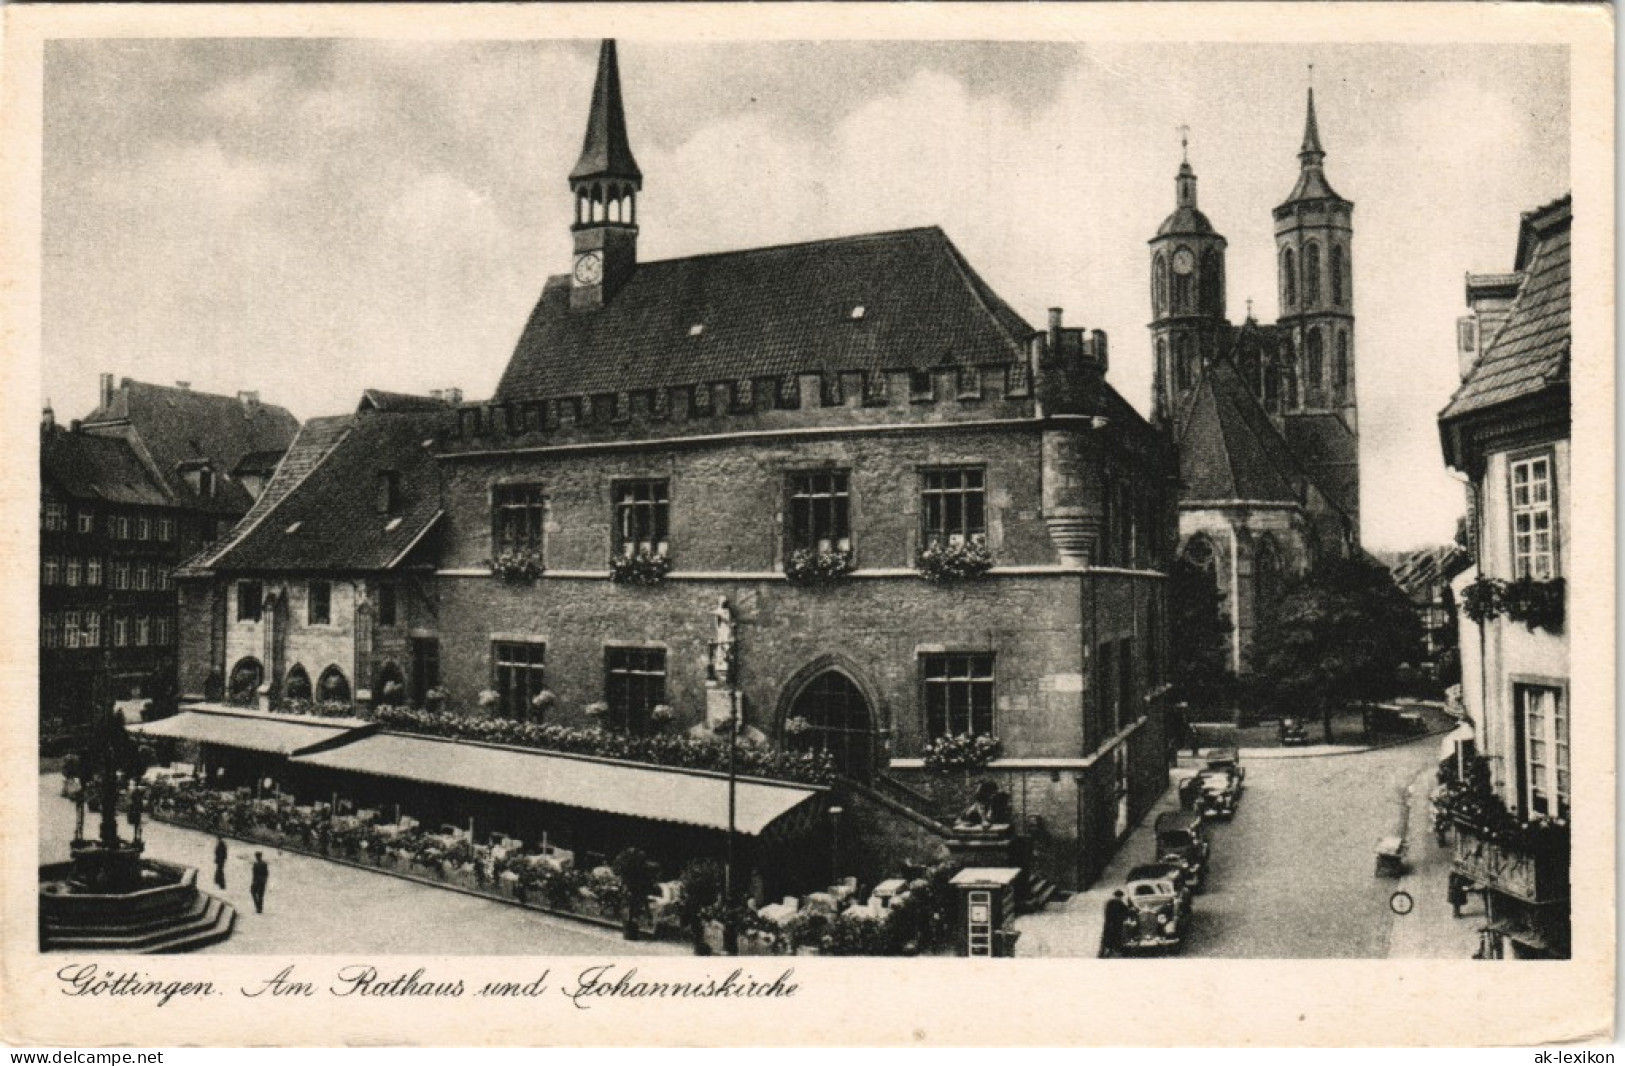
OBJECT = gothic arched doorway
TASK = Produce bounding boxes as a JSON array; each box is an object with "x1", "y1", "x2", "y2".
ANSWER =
[{"x1": 784, "y1": 670, "x2": 878, "y2": 782}]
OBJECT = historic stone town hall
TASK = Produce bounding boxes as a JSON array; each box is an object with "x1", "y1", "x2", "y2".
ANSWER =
[{"x1": 168, "y1": 41, "x2": 1370, "y2": 898}]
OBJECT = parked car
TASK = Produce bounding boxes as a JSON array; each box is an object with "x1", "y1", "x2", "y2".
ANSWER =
[
  {"x1": 1125, "y1": 862, "x2": 1193, "y2": 919},
  {"x1": 1118, "y1": 871, "x2": 1188, "y2": 954},
  {"x1": 1153, "y1": 809, "x2": 1210, "y2": 890},
  {"x1": 1193, "y1": 768, "x2": 1240, "y2": 819},
  {"x1": 1205, "y1": 747, "x2": 1245, "y2": 783},
  {"x1": 1278, "y1": 717, "x2": 1310, "y2": 746}
]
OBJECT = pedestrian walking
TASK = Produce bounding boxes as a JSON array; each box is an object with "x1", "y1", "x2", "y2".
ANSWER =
[
  {"x1": 1448, "y1": 873, "x2": 1469, "y2": 918},
  {"x1": 250, "y1": 852, "x2": 270, "y2": 914},
  {"x1": 1098, "y1": 890, "x2": 1130, "y2": 958},
  {"x1": 213, "y1": 836, "x2": 228, "y2": 890}
]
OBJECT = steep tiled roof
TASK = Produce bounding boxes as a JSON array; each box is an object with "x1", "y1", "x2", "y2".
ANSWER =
[
  {"x1": 358, "y1": 390, "x2": 454, "y2": 414},
  {"x1": 1440, "y1": 196, "x2": 1571, "y2": 420},
  {"x1": 41, "y1": 427, "x2": 170, "y2": 507},
  {"x1": 81, "y1": 380, "x2": 299, "y2": 514},
  {"x1": 1284, "y1": 411, "x2": 1359, "y2": 517},
  {"x1": 495, "y1": 226, "x2": 1031, "y2": 404},
  {"x1": 199, "y1": 407, "x2": 450, "y2": 574},
  {"x1": 1177, "y1": 356, "x2": 1307, "y2": 505}
]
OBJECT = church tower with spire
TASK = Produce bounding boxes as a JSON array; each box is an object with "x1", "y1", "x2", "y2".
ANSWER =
[
  {"x1": 1148, "y1": 136, "x2": 1228, "y2": 432},
  {"x1": 569, "y1": 39, "x2": 642, "y2": 313},
  {"x1": 1274, "y1": 85, "x2": 1360, "y2": 541}
]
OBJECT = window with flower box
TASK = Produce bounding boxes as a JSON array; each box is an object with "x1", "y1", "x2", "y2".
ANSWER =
[
  {"x1": 613, "y1": 479, "x2": 670, "y2": 558},
  {"x1": 921, "y1": 652, "x2": 995, "y2": 740},
  {"x1": 920, "y1": 468, "x2": 986, "y2": 548},
  {"x1": 787, "y1": 471, "x2": 851, "y2": 554},
  {"x1": 493, "y1": 641, "x2": 545, "y2": 719},
  {"x1": 1510, "y1": 454, "x2": 1557, "y2": 580},
  {"x1": 492, "y1": 484, "x2": 545, "y2": 557},
  {"x1": 605, "y1": 645, "x2": 666, "y2": 735},
  {"x1": 1517, "y1": 684, "x2": 1569, "y2": 820}
]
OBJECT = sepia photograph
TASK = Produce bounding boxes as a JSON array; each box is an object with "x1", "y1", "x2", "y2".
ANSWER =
[{"x1": 4, "y1": 2, "x2": 1613, "y2": 1049}]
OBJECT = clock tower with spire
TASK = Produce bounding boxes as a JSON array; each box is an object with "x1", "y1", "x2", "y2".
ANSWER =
[
  {"x1": 1148, "y1": 134, "x2": 1228, "y2": 432},
  {"x1": 569, "y1": 39, "x2": 642, "y2": 313}
]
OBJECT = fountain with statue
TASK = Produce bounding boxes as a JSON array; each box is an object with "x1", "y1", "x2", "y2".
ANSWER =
[{"x1": 39, "y1": 707, "x2": 235, "y2": 952}]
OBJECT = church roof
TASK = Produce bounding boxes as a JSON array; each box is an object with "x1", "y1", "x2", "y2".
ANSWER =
[
  {"x1": 494, "y1": 226, "x2": 1032, "y2": 404},
  {"x1": 1157, "y1": 206, "x2": 1217, "y2": 237},
  {"x1": 1177, "y1": 355, "x2": 1308, "y2": 506},
  {"x1": 1440, "y1": 195, "x2": 1570, "y2": 421},
  {"x1": 1280, "y1": 87, "x2": 1345, "y2": 205},
  {"x1": 570, "y1": 39, "x2": 641, "y2": 184}
]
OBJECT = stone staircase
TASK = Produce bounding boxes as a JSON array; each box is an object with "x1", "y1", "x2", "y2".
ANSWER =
[{"x1": 41, "y1": 863, "x2": 236, "y2": 954}]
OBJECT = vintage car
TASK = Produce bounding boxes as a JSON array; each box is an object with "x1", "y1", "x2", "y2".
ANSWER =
[
  {"x1": 1117, "y1": 872, "x2": 1188, "y2": 954},
  {"x1": 1205, "y1": 747, "x2": 1245, "y2": 783},
  {"x1": 1278, "y1": 716, "x2": 1311, "y2": 746},
  {"x1": 1153, "y1": 809, "x2": 1210, "y2": 889},
  {"x1": 1125, "y1": 862, "x2": 1194, "y2": 919},
  {"x1": 1192, "y1": 767, "x2": 1240, "y2": 819}
]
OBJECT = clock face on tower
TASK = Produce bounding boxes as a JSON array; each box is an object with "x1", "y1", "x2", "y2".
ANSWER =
[
  {"x1": 1172, "y1": 248, "x2": 1196, "y2": 275},
  {"x1": 573, "y1": 251, "x2": 604, "y2": 286}
]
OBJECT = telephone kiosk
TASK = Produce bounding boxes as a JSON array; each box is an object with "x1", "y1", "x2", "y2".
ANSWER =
[{"x1": 949, "y1": 867, "x2": 1021, "y2": 957}]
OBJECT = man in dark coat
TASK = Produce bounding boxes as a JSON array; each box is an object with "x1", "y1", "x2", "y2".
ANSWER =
[
  {"x1": 213, "y1": 836, "x2": 228, "y2": 889},
  {"x1": 1099, "y1": 890, "x2": 1131, "y2": 958},
  {"x1": 250, "y1": 852, "x2": 270, "y2": 914}
]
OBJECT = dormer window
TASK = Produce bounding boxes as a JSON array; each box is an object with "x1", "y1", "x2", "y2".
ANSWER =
[
  {"x1": 689, "y1": 324, "x2": 705, "y2": 337},
  {"x1": 377, "y1": 470, "x2": 401, "y2": 514},
  {"x1": 909, "y1": 370, "x2": 934, "y2": 403},
  {"x1": 850, "y1": 306, "x2": 866, "y2": 320},
  {"x1": 285, "y1": 521, "x2": 302, "y2": 535}
]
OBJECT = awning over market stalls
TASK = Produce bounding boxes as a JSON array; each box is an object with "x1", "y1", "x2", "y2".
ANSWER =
[
  {"x1": 132, "y1": 703, "x2": 375, "y2": 756},
  {"x1": 290, "y1": 731, "x2": 826, "y2": 838}
]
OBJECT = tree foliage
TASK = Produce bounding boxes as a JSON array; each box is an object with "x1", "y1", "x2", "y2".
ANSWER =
[
  {"x1": 1168, "y1": 558, "x2": 1234, "y2": 712},
  {"x1": 1251, "y1": 557, "x2": 1425, "y2": 741}
]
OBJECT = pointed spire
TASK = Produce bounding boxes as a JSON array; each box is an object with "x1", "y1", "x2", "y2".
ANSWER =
[
  {"x1": 1300, "y1": 84, "x2": 1325, "y2": 163},
  {"x1": 1175, "y1": 125, "x2": 1198, "y2": 208},
  {"x1": 570, "y1": 39, "x2": 642, "y2": 184}
]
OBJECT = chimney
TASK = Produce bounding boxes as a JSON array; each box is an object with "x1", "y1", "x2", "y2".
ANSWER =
[
  {"x1": 70, "y1": 419, "x2": 82, "y2": 434},
  {"x1": 1048, "y1": 308, "x2": 1063, "y2": 354},
  {"x1": 42, "y1": 401, "x2": 54, "y2": 432},
  {"x1": 99, "y1": 373, "x2": 114, "y2": 410},
  {"x1": 1090, "y1": 329, "x2": 1110, "y2": 375},
  {"x1": 237, "y1": 390, "x2": 260, "y2": 412}
]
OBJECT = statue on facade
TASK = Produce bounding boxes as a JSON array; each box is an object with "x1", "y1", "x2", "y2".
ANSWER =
[{"x1": 711, "y1": 596, "x2": 734, "y2": 684}]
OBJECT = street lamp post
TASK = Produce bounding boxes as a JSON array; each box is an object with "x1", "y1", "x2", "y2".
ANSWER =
[{"x1": 723, "y1": 687, "x2": 739, "y2": 956}]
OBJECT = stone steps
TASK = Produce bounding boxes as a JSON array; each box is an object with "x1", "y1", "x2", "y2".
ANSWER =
[{"x1": 44, "y1": 893, "x2": 236, "y2": 954}]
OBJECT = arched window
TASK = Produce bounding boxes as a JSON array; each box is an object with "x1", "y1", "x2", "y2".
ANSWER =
[
  {"x1": 1305, "y1": 328, "x2": 1326, "y2": 407},
  {"x1": 1152, "y1": 253, "x2": 1167, "y2": 316},
  {"x1": 1331, "y1": 244, "x2": 1345, "y2": 305},
  {"x1": 1171, "y1": 246, "x2": 1194, "y2": 313},
  {"x1": 1334, "y1": 330, "x2": 1350, "y2": 404},
  {"x1": 284, "y1": 664, "x2": 312, "y2": 702},
  {"x1": 1281, "y1": 247, "x2": 1297, "y2": 310},
  {"x1": 1255, "y1": 536, "x2": 1284, "y2": 620},
  {"x1": 1304, "y1": 241, "x2": 1321, "y2": 307},
  {"x1": 374, "y1": 662, "x2": 406, "y2": 706},
  {"x1": 1201, "y1": 249, "x2": 1223, "y2": 316},
  {"x1": 786, "y1": 670, "x2": 876, "y2": 780},
  {"x1": 1156, "y1": 337, "x2": 1169, "y2": 393},
  {"x1": 318, "y1": 665, "x2": 351, "y2": 705},
  {"x1": 227, "y1": 657, "x2": 263, "y2": 706}
]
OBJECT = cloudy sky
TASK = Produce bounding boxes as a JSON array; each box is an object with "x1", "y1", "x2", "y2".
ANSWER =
[{"x1": 42, "y1": 39, "x2": 1568, "y2": 550}]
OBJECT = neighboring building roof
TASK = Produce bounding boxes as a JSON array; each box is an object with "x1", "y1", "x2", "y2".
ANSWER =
[
  {"x1": 232, "y1": 449, "x2": 288, "y2": 478},
  {"x1": 81, "y1": 380, "x2": 299, "y2": 514},
  {"x1": 196, "y1": 405, "x2": 450, "y2": 574},
  {"x1": 1176, "y1": 356, "x2": 1307, "y2": 505},
  {"x1": 1440, "y1": 195, "x2": 1571, "y2": 421},
  {"x1": 40, "y1": 426, "x2": 171, "y2": 507},
  {"x1": 494, "y1": 226, "x2": 1032, "y2": 404},
  {"x1": 358, "y1": 389, "x2": 455, "y2": 414},
  {"x1": 1390, "y1": 544, "x2": 1471, "y2": 601}
]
